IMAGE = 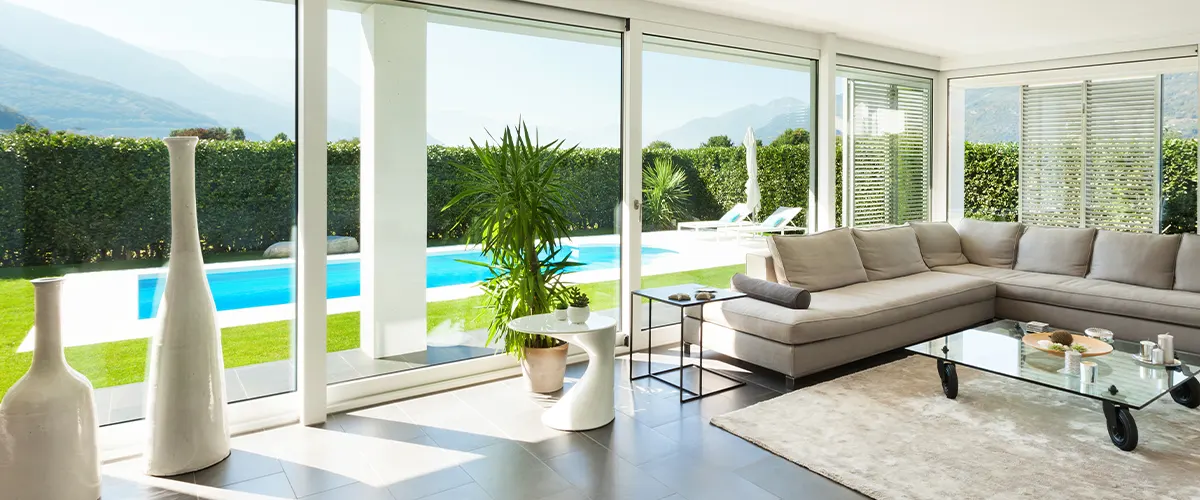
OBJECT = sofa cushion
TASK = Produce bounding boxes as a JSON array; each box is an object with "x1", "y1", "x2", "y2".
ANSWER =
[
  {"x1": 932, "y1": 263, "x2": 1031, "y2": 283},
  {"x1": 694, "y1": 272, "x2": 996, "y2": 345},
  {"x1": 910, "y1": 221, "x2": 969, "y2": 267},
  {"x1": 955, "y1": 218, "x2": 1022, "y2": 268},
  {"x1": 1014, "y1": 226, "x2": 1096, "y2": 277},
  {"x1": 731, "y1": 273, "x2": 810, "y2": 309},
  {"x1": 996, "y1": 272, "x2": 1200, "y2": 328},
  {"x1": 766, "y1": 228, "x2": 868, "y2": 292},
  {"x1": 1087, "y1": 231, "x2": 1181, "y2": 289},
  {"x1": 1178, "y1": 234, "x2": 1200, "y2": 293},
  {"x1": 852, "y1": 226, "x2": 930, "y2": 281}
]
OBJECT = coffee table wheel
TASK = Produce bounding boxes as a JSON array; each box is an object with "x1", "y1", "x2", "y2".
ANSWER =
[
  {"x1": 1170, "y1": 378, "x2": 1200, "y2": 409},
  {"x1": 1103, "y1": 402, "x2": 1138, "y2": 452},
  {"x1": 937, "y1": 359, "x2": 957, "y2": 399}
]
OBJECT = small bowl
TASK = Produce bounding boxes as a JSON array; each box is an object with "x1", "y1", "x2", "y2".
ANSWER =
[{"x1": 1085, "y1": 328, "x2": 1114, "y2": 343}]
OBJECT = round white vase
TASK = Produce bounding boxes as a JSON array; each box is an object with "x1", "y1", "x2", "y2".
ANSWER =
[
  {"x1": 0, "y1": 277, "x2": 101, "y2": 500},
  {"x1": 144, "y1": 137, "x2": 230, "y2": 476},
  {"x1": 567, "y1": 306, "x2": 590, "y2": 324}
]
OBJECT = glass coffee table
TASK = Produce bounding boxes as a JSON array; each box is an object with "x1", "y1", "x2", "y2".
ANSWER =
[{"x1": 907, "y1": 319, "x2": 1200, "y2": 451}]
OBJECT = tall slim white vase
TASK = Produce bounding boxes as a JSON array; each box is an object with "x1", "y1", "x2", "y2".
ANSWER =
[
  {"x1": 0, "y1": 277, "x2": 101, "y2": 500},
  {"x1": 144, "y1": 137, "x2": 230, "y2": 476}
]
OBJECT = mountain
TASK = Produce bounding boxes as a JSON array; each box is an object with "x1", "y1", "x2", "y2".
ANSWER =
[
  {"x1": 653, "y1": 97, "x2": 810, "y2": 147},
  {"x1": 0, "y1": 1, "x2": 291, "y2": 139},
  {"x1": 0, "y1": 46, "x2": 219, "y2": 136},
  {"x1": 0, "y1": 103, "x2": 39, "y2": 131},
  {"x1": 964, "y1": 73, "x2": 1198, "y2": 143}
]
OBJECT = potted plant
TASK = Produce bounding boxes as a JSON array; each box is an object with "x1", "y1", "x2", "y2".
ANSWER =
[
  {"x1": 565, "y1": 287, "x2": 590, "y2": 324},
  {"x1": 443, "y1": 121, "x2": 583, "y2": 393},
  {"x1": 553, "y1": 301, "x2": 568, "y2": 321}
]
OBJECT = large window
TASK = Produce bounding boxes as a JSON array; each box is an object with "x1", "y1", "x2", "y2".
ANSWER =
[
  {"x1": 640, "y1": 35, "x2": 814, "y2": 295},
  {"x1": 840, "y1": 67, "x2": 932, "y2": 227},
  {"x1": 325, "y1": 3, "x2": 622, "y2": 383},
  {"x1": 950, "y1": 65, "x2": 1198, "y2": 234},
  {"x1": 0, "y1": 0, "x2": 297, "y2": 425}
]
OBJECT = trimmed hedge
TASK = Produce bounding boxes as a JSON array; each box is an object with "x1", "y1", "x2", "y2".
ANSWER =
[
  {"x1": 3, "y1": 129, "x2": 1193, "y2": 267},
  {"x1": 964, "y1": 139, "x2": 1197, "y2": 234}
]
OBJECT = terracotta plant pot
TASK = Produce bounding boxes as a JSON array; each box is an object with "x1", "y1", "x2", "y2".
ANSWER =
[{"x1": 521, "y1": 342, "x2": 568, "y2": 393}]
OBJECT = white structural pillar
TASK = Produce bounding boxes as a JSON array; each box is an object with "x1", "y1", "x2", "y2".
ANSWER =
[
  {"x1": 814, "y1": 34, "x2": 838, "y2": 232},
  {"x1": 297, "y1": 0, "x2": 327, "y2": 426},
  {"x1": 359, "y1": 4, "x2": 427, "y2": 358},
  {"x1": 932, "y1": 74, "x2": 950, "y2": 221}
]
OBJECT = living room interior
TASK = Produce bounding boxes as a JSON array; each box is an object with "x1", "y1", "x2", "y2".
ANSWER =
[{"x1": 0, "y1": 0, "x2": 1198, "y2": 499}]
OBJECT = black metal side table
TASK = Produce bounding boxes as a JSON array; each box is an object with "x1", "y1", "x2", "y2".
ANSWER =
[{"x1": 630, "y1": 284, "x2": 746, "y2": 402}]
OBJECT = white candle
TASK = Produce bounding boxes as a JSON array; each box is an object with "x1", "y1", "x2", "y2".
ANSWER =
[
  {"x1": 1159, "y1": 333, "x2": 1175, "y2": 364},
  {"x1": 1065, "y1": 350, "x2": 1082, "y2": 375},
  {"x1": 1081, "y1": 361, "x2": 1098, "y2": 384}
]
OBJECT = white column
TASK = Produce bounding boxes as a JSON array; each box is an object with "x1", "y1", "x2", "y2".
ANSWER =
[
  {"x1": 297, "y1": 0, "x2": 328, "y2": 426},
  {"x1": 948, "y1": 85, "x2": 967, "y2": 222},
  {"x1": 931, "y1": 74, "x2": 949, "y2": 221},
  {"x1": 620, "y1": 21, "x2": 644, "y2": 346},
  {"x1": 359, "y1": 4, "x2": 427, "y2": 358},
  {"x1": 814, "y1": 34, "x2": 838, "y2": 232}
]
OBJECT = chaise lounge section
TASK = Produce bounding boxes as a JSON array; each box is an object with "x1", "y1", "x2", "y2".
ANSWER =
[{"x1": 683, "y1": 220, "x2": 1200, "y2": 387}]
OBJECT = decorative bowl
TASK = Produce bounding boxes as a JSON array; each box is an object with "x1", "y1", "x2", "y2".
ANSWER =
[
  {"x1": 1084, "y1": 327, "x2": 1115, "y2": 342},
  {"x1": 1022, "y1": 332, "x2": 1113, "y2": 357}
]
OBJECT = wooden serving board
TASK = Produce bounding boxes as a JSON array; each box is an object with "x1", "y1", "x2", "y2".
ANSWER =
[{"x1": 1021, "y1": 332, "x2": 1114, "y2": 357}]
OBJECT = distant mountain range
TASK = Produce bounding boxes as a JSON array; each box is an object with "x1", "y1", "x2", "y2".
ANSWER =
[
  {"x1": 653, "y1": 97, "x2": 812, "y2": 147},
  {"x1": 0, "y1": 103, "x2": 38, "y2": 131},
  {"x1": 964, "y1": 73, "x2": 1198, "y2": 143},
  {"x1": 0, "y1": 46, "x2": 218, "y2": 137}
]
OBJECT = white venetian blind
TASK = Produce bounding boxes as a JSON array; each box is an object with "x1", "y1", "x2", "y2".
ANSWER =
[
  {"x1": 1084, "y1": 78, "x2": 1160, "y2": 233},
  {"x1": 1019, "y1": 77, "x2": 1160, "y2": 233},
  {"x1": 847, "y1": 78, "x2": 931, "y2": 228}
]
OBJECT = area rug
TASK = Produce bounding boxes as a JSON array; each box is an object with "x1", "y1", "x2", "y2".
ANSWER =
[{"x1": 711, "y1": 356, "x2": 1200, "y2": 500}]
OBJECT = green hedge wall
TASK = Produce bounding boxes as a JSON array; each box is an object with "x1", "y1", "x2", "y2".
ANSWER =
[
  {"x1": 963, "y1": 139, "x2": 1198, "y2": 234},
  {"x1": 3, "y1": 129, "x2": 1193, "y2": 267}
]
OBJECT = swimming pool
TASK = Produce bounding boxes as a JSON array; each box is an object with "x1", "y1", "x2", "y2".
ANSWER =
[{"x1": 138, "y1": 244, "x2": 676, "y2": 319}]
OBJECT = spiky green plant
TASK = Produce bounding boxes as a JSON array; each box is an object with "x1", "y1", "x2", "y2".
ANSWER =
[
  {"x1": 642, "y1": 157, "x2": 690, "y2": 231},
  {"x1": 443, "y1": 121, "x2": 582, "y2": 358}
]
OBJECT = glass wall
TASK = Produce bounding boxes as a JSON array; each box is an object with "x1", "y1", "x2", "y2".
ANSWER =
[
  {"x1": 950, "y1": 66, "x2": 1198, "y2": 234},
  {"x1": 839, "y1": 66, "x2": 933, "y2": 228},
  {"x1": 640, "y1": 36, "x2": 814, "y2": 295},
  {"x1": 0, "y1": 0, "x2": 296, "y2": 424},
  {"x1": 325, "y1": 3, "x2": 623, "y2": 383}
]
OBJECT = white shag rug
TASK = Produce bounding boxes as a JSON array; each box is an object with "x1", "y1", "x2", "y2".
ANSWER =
[{"x1": 711, "y1": 356, "x2": 1200, "y2": 500}]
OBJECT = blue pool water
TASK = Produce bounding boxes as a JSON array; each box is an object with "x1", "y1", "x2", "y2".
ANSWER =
[{"x1": 138, "y1": 244, "x2": 676, "y2": 319}]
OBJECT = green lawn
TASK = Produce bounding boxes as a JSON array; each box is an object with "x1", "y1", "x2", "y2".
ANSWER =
[{"x1": 0, "y1": 261, "x2": 741, "y2": 398}]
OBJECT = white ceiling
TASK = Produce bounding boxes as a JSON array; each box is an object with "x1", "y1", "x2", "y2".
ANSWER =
[{"x1": 646, "y1": 0, "x2": 1200, "y2": 64}]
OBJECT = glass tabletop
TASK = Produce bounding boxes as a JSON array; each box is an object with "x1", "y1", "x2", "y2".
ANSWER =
[
  {"x1": 907, "y1": 319, "x2": 1200, "y2": 409},
  {"x1": 632, "y1": 283, "x2": 746, "y2": 307}
]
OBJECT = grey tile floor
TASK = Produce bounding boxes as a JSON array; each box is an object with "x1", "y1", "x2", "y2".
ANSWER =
[{"x1": 102, "y1": 345, "x2": 899, "y2": 499}]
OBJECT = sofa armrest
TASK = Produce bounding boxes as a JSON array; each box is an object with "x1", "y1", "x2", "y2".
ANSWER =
[{"x1": 746, "y1": 251, "x2": 778, "y2": 283}]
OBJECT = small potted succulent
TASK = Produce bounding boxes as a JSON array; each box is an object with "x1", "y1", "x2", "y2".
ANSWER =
[
  {"x1": 566, "y1": 287, "x2": 590, "y2": 324},
  {"x1": 553, "y1": 301, "x2": 568, "y2": 321}
]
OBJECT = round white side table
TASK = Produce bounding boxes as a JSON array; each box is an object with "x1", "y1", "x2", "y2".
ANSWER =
[{"x1": 508, "y1": 314, "x2": 617, "y2": 431}]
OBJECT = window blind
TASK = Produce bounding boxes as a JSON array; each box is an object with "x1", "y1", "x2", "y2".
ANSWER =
[
  {"x1": 1018, "y1": 77, "x2": 1160, "y2": 233},
  {"x1": 846, "y1": 79, "x2": 932, "y2": 228}
]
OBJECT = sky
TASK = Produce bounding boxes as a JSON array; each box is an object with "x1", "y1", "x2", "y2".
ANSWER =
[{"x1": 5, "y1": 0, "x2": 815, "y2": 146}]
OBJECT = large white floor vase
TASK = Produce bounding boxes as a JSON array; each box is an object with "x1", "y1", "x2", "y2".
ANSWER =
[
  {"x1": 0, "y1": 277, "x2": 101, "y2": 500},
  {"x1": 144, "y1": 136, "x2": 231, "y2": 476}
]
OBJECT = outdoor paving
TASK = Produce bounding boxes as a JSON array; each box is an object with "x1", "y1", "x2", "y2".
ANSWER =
[{"x1": 101, "y1": 344, "x2": 897, "y2": 499}]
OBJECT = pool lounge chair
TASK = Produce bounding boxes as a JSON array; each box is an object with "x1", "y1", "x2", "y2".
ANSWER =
[
  {"x1": 677, "y1": 203, "x2": 752, "y2": 231},
  {"x1": 717, "y1": 206, "x2": 805, "y2": 240}
]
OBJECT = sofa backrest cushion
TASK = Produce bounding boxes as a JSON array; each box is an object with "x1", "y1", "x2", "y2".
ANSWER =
[
  {"x1": 909, "y1": 221, "x2": 969, "y2": 268},
  {"x1": 766, "y1": 228, "x2": 869, "y2": 292},
  {"x1": 1014, "y1": 226, "x2": 1096, "y2": 277},
  {"x1": 955, "y1": 218, "x2": 1022, "y2": 268},
  {"x1": 1177, "y1": 234, "x2": 1200, "y2": 293},
  {"x1": 852, "y1": 226, "x2": 930, "y2": 281},
  {"x1": 1088, "y1": 231, "x2": 1182, "y2": 289}
]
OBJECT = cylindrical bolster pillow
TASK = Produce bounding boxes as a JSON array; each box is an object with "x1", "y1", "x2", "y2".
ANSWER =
[{"x1": 731, "y1": 272, "x2": 811, "y2": 309}]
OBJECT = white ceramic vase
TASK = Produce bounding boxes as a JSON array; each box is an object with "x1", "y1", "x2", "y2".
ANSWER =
[
  {"x1": 552, "y1": 308, "x2": 567, "y2": 321},
  {"x1": 144, "y1": 137, "x2": 230, "y2": 476},
  {"x1": 567, "y1": 306, "x2": 590, "y2": 324},
  {"x1": 0, "y1": 277, "x2": 101, "y2": 500}
]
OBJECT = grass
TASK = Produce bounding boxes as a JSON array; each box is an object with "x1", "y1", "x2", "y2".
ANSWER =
[{"x1": 0, "y1": 259, "x2": 742, "y2": 398}]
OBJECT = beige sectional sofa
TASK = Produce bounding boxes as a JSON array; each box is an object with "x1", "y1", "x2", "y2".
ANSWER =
[{"x1": 682, "y1": 219, "x2": 1200, "y2": 388}]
